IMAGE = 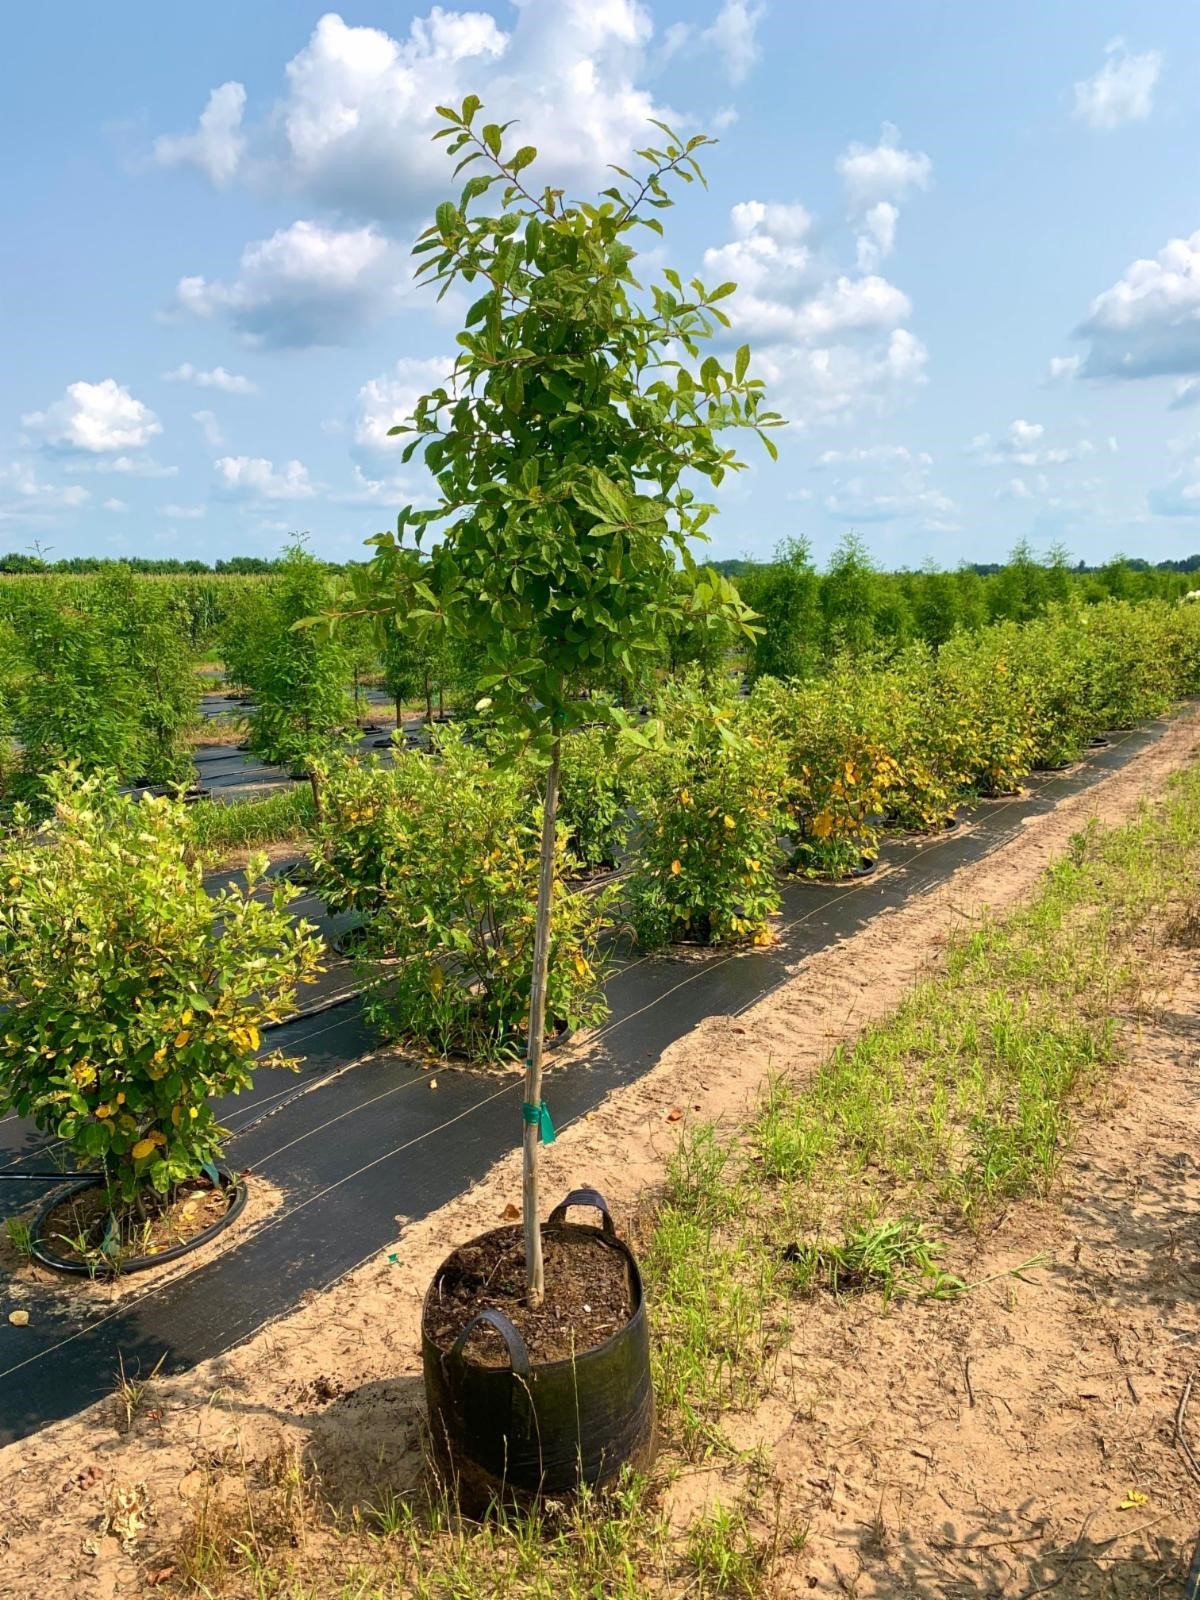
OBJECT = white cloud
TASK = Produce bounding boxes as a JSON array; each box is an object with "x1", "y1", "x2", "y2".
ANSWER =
[
  {"x1": 1046, "y1": 354, "x2": 1082, "y2": 382},
  {"x1": 836, "y1": 124, "x2": 931, "y2": 212},
  {"x1": 103, "y1": 497, "x2": 127, "y2": 512},
  {"x1": 854, "y1": 202, "x2": 898, "y2": 272},
  {"x1": 159, "y1": 3, "x2": 697, "y2": 223},
  {"x1": 1002, "y1": 476, "x2": 1033, "y2": 500},
  {"x1": 175, "y1": 219, "x2": 398, "y2": 348},
  {"x1": 968, "y1": 418, "x2": 1094, "y2": 467},
  {"x1": 192, "y1": 410, "x2": 225, "y2": 449},
  {"x1": 1075, "y1": 230, "x2": 1200, "y2": 381},
  {"x1": 164, "y1": 362, "x2": 257, "y2": 395},
  {"x1": 1172, "y1": 378, "x2": 1200, "y2": 411},
  {"x1": 757, "y1": 329, "x2": 929, "y2": 430},
  {"x1": 334, "y1": 463, "x2": 421, "y2": 506},
  {"x1": 355, "y1": 356, "x2": 454, "y2": 451},
  {"x1": 0, "y1": 462, "x2": 90, "y2": 510},
  {"x1": 94, "y1": 455, "x2": 178, "y2": 479},
  {"x1": 1073, "y1": 40, "x2": 1162, "y2": 130},
  {"x1": 702, "y1": 1, "x2": 764, "y2": 86},
  {"x1": 705, "y1": 202, "x2": 909, "y2": 342},
  {"x1": 23, "y1": 378, "x2": 161, "y2": 453},
  {"x1": 154, "y1": 81, "x2": 247, "y2": 185},
  {"x1": 159, "y1": 502, "x2": 206, "y2": 519},
  {"x1": 214, "y1": 455, "x2": 316, "y2": 500},
  {"x1": 814, "y1": 444, "x2": 931, "y2": 469},
  {"x1": 819, "y1": 446, "x2": 955, "y2": 527}
]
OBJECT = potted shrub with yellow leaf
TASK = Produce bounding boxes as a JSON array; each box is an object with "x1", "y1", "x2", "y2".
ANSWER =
[
  {"x1": 323, "y1": 99, "x2": 780, "y2": 1506},
  {"x1": 0, "y1": 769, "x2": 322, "y2": 1276}
]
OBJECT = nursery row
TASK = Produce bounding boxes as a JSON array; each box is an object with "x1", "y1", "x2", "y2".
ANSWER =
[{"x1": 303, "y1": 595, "x2": 1200, "y2": 1061}]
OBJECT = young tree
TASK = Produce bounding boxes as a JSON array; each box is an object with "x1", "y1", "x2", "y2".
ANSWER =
[
  {"x1": 331, "y1": 100, "x2": 780, "y2": 1300},
  {"x1": 745, "y1": 536, "x2": 820, "y2": 682},
  {"x1": 240, "y1": 546, "x2": 354, "y2": 813}
]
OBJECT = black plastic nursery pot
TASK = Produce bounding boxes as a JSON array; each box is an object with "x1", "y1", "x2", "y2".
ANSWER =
[
  {"x1": 422, "y1": 1189, "x2": 655, "y2": 1511},
  {"x1": 29, "y1": 1164, "x2": 247, "y2": 1277}
]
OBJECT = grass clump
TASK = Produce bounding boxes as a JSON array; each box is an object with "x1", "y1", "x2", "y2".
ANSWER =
[{"x1": 187, "y1": 785, "x2": 315, "y2": 865}]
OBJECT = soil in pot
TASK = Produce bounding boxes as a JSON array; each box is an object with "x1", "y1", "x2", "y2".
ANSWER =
[
  {"x1": 35, "y1": 1172, "x2": 236, "y2": 1271},
  {"x1": 425, "y1": 1225, "x2": 633, "y2": 1365}
]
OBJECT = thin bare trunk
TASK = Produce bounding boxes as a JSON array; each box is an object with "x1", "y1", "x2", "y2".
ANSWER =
[
  {"x1": 522, "y1": 735, "x2": 561, "y2": 1305},
  {"x1": 395, "y1": 695, "x2": 403, "y2": 730},
  {"x1": 424, "y1": 670, "x2": 433, "y2": 724},
  {"x1": 309, "y1": 767, "x2": 323, "y2": 822}
]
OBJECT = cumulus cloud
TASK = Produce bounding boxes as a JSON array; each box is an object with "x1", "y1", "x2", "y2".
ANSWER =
[
  {"x1": 0, "y1": 462, "x2": 90, "y2": 511},
  {"x1": 1073, "y1": 40, "x2": 1162, "y2": 130},
  {"x1": 214, "y1": 455, "x2": 316, "y2": 500},
  {"x1": 702, "y1": 0, "x2": 764, "y2": 85},
  {"x1": 703, "y1": 179, "x2": 926, "y2": 430},
  {"x1": 1074, "y1": 230, "x2": 1200, "y2": 381},
  {"x1": 1171, "y1": 378, "x2": 1200, "y2": 410},
  {"x1": 157, "y1": 3, "x2": 706, "y2": 223},
  {"x1": 159, "y1": 502, "x2": 206, "y2": 520},
  {"x1": 757, "y1": 329, "x2": 929, "y2": 430},
  {"x1": 23, "y1": 378, "x2": 161, "y2": 453},
  {"x1": 704, "y1": 202, "x2": 909, "y2": 342},
  {"x1": 174, "y1": 219, "x2": 399, "y2": 347},
  {"x1": 1046, "y1": 354, "x2": 1082, "y2": 382},
  {"x1": 164, "y1": 362, "x2": 257, "y2": 394},
  {"x1": 967, "y1": 418, "x2": 1094, "y2": 467},
  {"x1": 817, "y1": 446, "x2": 955, "y2": 527},
  {"x1": 154, "y1": 81, "x2": 247, "y2": 185},
  {"x1": 355, "y1": 356, "x2": 454, "y2": 451},
  {"x1": 103, "y1": 498, "x2": 127, "y2": 512},
  {"x1": 836, "y1": 123, "x2": 932, "y2": 212},
  {"x1": 334, "y1": 463, "x2": 422, "y2": 506},
  {"x1": 192, "y1": 410, "x2": 225, "y2": 449}
]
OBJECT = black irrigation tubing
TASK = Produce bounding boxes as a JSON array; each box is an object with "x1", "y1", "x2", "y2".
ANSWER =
[{"x1": 0, "y1": 713, "x2": 1179, "y2": 1447}]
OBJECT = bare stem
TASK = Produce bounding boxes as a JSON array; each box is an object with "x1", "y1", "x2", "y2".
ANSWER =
[{"x1": 522, "y1": 733, "x2": 562, "y2": 1305}]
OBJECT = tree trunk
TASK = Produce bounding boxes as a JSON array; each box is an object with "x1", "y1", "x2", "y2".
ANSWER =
[
  {"x1": 395, "y1": 695, "x2": 403, "y2": 730},
  {"x1": 522, "y1": 734, "x2": 561, "y2": 1305},
  {"x1": 438, "y1": 683, "x2": 445, "y2": 721},
  {"x1": 309, "y1": 766, "x2": 323, "y2": 822},
  {"x1": 424, "y1": 670, "x2": 433, "y2": 725}
]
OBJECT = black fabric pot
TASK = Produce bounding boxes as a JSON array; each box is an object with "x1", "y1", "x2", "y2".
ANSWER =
[
  {"x1": 422, "y1": 1188, "x2": 655, "y2": 1510},
  {"x1": 30, "y1": 1165, "x2": 246, "y2": 1277}
]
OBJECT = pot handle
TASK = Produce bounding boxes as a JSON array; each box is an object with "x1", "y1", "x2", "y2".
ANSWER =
[
  {"x1": 447, "y1": 1308, "x2": 532, "y2": 1379},
  {"x1": 548, "y1": 1187, "x2": 616, "y2": 1236}
]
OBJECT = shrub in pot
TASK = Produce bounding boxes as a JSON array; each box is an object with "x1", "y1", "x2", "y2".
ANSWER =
[
  {"x1": 358, "y1": 730, "x2": 615, "y2": 1062},
  {"x1": 878, "y1": 644, "x2": 974, "y2": 832},
  {"x1": 325, "y1": 100, "x2": 780, "y2": 1501},
  {"x1": 629, "y1": 683, "x2": 786, "y2": 947},
  {"x1": 308, "y1": 752, "x2": 401, "y2": 919},
  {"x1": 0, "y1": 768, "x2": 322, "y2": 1271}
]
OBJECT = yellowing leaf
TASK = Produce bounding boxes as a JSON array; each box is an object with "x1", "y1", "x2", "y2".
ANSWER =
[
  {"x1": 1118, "y1": 1489, "x2": 1148, "y2": 1511},
  {"x1": 723, "y1": 814, "x2": 735, "y2": 830},
  {"x1": 670, "y1": 859, "x2": 682, "y2": 876},
  {"x1": 180, "y1": 1009, "x2": 193, "y2": 1027},
  {"x1": 131, "y1": 1138, "x2": 157, "y2": 1160},
  {"x1": 174, "y1": 1031, "x2": 191, "y2": 1049},
  {"x1": 95, "y1": 1104, "x2": 113, "y2": 1120}
]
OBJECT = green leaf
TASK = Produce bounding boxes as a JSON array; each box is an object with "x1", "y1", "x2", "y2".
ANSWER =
[{"x1": 735, "y1": 344, "x2": 750, "y2": 382}]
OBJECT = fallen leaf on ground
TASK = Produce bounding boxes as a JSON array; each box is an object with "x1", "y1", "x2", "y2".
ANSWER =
[
  {"x1": 1118, "y1": 1489, "x2": 1149, "y2": 1510},
  {"x1": 502, "y1": 1203, "x2": 520, "y2": 1220},
  {"x1": 666, "y1": 1107, "x2": 683, "y2": 1122},
  {"x1": 8, "y1": 1309, "x2": 29, "y2": 1327}
]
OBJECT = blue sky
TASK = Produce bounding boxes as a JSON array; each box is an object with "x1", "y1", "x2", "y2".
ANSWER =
[{"x1": 4, "y1": 1, "x2": 1200, "y2": 568}]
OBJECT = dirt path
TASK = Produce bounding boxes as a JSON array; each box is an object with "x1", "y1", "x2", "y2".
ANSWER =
[{"x1": 2, "y1": 709, "x2": 1199, "y2": 1598}]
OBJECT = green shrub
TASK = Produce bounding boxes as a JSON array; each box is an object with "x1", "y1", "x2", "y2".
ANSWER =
[
  {"x1": 558, "y1": 726, "x2": 637, "y2": 870},
  {"x1": 747, "y1": 666, "x2": 901, "y2": 877},
  {"x1": 308, "y1": 753, "x2": 401, "y2": 918},
  {"x1": 629, "y1": 686, "x2": 786, "y2": 947},
  {"x1": 356, "y1": 731, "x2": 614, "y2": 1061},
  {"x1": 0, "y1": 769, "x2": 323, "y2": 1204}
]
